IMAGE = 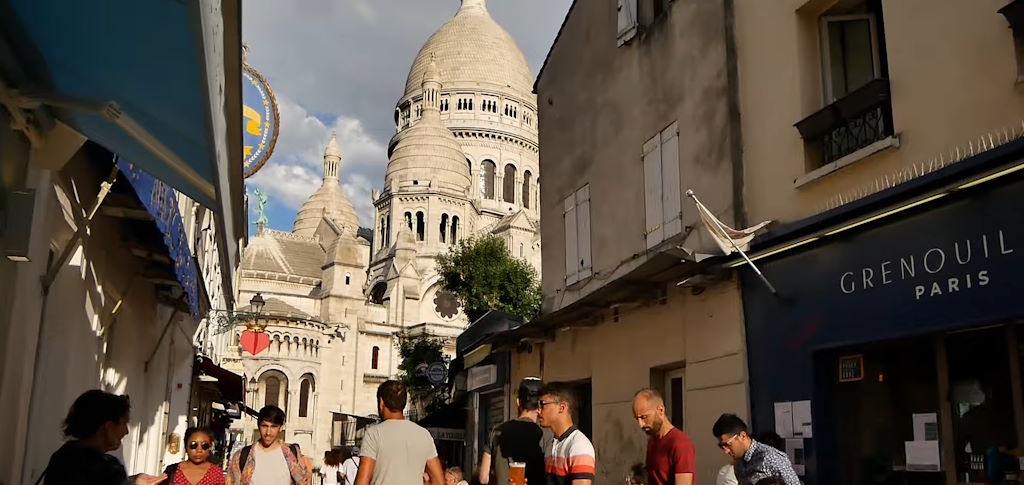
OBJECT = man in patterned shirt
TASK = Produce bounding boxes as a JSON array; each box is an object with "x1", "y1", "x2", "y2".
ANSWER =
[
  {"x1": 537, "y1": 382, "x2": 595, "y2": 485},
  {"x1": 711, "y1": 414, "x2": 800, "y2": 485}
]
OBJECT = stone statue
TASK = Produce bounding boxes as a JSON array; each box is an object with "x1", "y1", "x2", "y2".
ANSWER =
[{"x1": 253, "y1": 187, "x2": 269, "y2": 225}]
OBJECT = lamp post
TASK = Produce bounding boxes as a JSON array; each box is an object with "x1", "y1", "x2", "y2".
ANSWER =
[
  {"x1": 207, "y1": 292, "x2": 269, "y2": 335},
  {"x1": 247, "y1": 292, "x2": 266, "y2": 332}
]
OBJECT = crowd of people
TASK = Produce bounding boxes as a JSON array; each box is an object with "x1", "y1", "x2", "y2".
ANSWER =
[{"x1": 44, "y1": 379, "x2": 798, "y2": 485}]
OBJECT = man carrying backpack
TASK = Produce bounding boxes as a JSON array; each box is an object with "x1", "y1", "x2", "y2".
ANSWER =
[{"x1": 226, "y1": 405, "x2": 308, "y2": 485}]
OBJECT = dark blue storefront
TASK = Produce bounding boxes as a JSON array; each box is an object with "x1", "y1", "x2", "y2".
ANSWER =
[{"x1": 741, "y1": 144, "x2": 1024, "y2": 484}]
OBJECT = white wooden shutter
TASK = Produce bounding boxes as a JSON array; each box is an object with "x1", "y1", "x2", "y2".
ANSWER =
[
  {"x1": 576, "y1": 185, "x2": 592, "y2": 280},
  {"x1": 643, "y1": 134, "x2": 664, "y2": 249},
  {"x1": 617, "y1": 0, "x2": 638, "y2": 46},
  {"x1": 564, "y1": 194, "x2": 579, "y2": 285},
  {"x1": 660, "y1": 122, "x2": 682, "y2": 238}
]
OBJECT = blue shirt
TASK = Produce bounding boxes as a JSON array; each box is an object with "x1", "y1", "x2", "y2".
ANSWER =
[{"x1": 733, "y1": 440, "x2": 801, "y2": 485}]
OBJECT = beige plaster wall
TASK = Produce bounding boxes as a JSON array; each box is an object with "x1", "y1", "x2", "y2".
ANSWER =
[
  {"x1": 510, "y1": 280, "x2": 747, "y2": 484},
  {"x1": 736, "y1": 0, "x2": 1024, "y2": 223},
  {"x1": 536, "y1": 0, "x2": 738, "y2": 313}
]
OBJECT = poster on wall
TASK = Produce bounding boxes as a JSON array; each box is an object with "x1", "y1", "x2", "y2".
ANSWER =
[
  {"x1": 774, "y1": 402, "x2": 794, "y2": 438},
  {"x1": 785, "y1": 439, "x2": 806, "y2": 476},
  {"x1": 792, "y1": 400, "x2": 813, "y2": 438}
]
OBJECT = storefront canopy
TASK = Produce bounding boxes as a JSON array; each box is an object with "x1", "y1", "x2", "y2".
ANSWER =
[
  {"x1": 194, "y1": 356, "x2": 244, "y2": 403},
  {"x1": 0, "y1": 0, "x2": 244, "y2": 308}
]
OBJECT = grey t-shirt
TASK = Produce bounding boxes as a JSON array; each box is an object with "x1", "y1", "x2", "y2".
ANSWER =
[{"x1": 360, "y1": 419, "x2": 438, "y2": 485}]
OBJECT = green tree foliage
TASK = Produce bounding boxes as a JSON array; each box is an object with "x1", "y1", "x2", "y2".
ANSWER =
[
  {"x1": 435, "y1": 234, "x2": 542, "y2": 323},
  {"x1": 396, "y1": 332, "x2": 448, "y2": 414}
]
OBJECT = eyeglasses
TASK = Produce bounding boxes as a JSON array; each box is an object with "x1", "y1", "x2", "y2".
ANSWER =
[
  {"x1": 189, "y1": 441, "x2": 213, "y2": 451},
  {"x1": 717, "y1": 434, "x2": 739, "y2": 449},
  {"x1": 538, "y1": 400, "x2": 563, "y2": 408}
]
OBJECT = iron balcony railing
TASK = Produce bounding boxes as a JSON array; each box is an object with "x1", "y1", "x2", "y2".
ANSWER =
[{"x1": 795, "y1": 78, "x2": 894, "y2": 166}]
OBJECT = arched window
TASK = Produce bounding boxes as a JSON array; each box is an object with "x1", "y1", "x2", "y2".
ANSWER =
[
  {"x1": 440, "y1": 214, "x2": 449, "y2": 244},
  {"x1": 379, "y1": 217, "x2": 386, "y2": 250},
  {"x1": 404, "y1": 212, "x2": 413, "y2": 230},
  {"x1": 416, "y1": 211, "x2": 425, "y2": 241},
  {"x1": 503, "y1": 164, "x2": 516, "y2": 203},
  {"x1": 385, "y1": 213, "x2": 392, "y2": 245},
  {"x1": 522, "y1": 171, "x2": 532, "y2": 209},
  {"x1": 520, "y1": 243, "x2": 524, "y2": 258},
  {"x1": 345, "y1": 273, "x2": 351, "y2": 285},
  {"x1": 261, "y1": 370, "x2": 288, "y2": 410},
  {"x1": 265, "y1": 377, "x2": 280, "y2": 407},
  {"x1": 370, "y1": 282, "x2": 387, "y2": 304},
  {"x1": 451, "y1": 216, "x2": 460, "y2": 243},
  {"x1": 371, "y1": 346, "x2": 380, "y2": 370},
  {"x1": 299, "y1": 376, "x2": 315, "y2": 417},
  {"x1": 481, "y1": 161, "x2": 496, "y2": 199}
]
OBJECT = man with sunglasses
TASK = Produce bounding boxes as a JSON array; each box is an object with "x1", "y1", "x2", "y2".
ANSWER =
[
  {"x1": 537, "y1": 382, "x2": 595, "y2": 485},
  {"x1": 711, "y1": 415, "x2": 799, "y2": 485}
]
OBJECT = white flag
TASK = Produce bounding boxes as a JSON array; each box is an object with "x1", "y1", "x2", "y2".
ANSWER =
[{"x1": 693, "y1": 199, "x2": 771, "y2": 255}]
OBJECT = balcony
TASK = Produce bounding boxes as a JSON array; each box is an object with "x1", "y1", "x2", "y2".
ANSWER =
[{"x1": 795, "y1": 78, "x2": 894, "y2": 168}]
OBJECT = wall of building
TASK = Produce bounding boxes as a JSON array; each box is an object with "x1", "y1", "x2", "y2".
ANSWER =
[
  {"x1": 536, "y1": 0, "x2": 738, "y2": 313},
  {"x1": 736, "y1": 0, "x2": 1024, "y2": 224},
  {"x1": 510, "y1": 280, "x2": 748, "y2": 484}
]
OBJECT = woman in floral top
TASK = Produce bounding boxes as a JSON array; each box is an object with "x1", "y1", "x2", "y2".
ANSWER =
[{"x1": 164, "y1": 427, "x2": 225, "y2": 485}]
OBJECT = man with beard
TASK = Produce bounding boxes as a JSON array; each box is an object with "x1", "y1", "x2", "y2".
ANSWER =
[
  {"x1": 355, "y1": 380, "x2": 444, "y2": 485},
  {"x1": 632, "y1": 389, "x2": 695, "y2": 485}
]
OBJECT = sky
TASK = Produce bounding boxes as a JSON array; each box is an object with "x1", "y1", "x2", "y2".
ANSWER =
[{"x1": 241, "y1": 0, "x2": 572, "y2": 234}]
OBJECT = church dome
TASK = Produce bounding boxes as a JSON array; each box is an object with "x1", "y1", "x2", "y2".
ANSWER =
[
  {"x1": 293, "y1": 131, "x2": 361, "y2": 236},
  {"x1": 386, "y1": 59, "x2": 472, "y2": 191},
  {"x1": 403, "y1": 0, "x2": 533, "y2": 99}
]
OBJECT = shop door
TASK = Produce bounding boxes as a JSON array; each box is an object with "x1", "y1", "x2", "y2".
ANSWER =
[{"x1": 945, "y1": 326, "x2": 1018, "y2": 483}]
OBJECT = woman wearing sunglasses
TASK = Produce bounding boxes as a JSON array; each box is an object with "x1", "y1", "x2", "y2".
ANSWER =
[{"x1": 163, "y1": 427, "x2": 225, "y2": 485}]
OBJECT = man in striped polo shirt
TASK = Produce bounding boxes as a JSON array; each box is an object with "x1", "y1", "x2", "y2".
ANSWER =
[{"x1": 537, "y1": 382, "x2": 595, "y2": 485}]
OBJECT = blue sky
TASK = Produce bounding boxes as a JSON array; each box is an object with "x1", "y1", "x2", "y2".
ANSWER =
[{"x1": 241, "y1": 0, "x2": 572, "y2": 235}]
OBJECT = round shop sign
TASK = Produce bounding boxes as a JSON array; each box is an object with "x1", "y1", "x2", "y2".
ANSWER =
[
  {"x1": 241, "y1": 62, "x2": 280, "y2": 179},
  {"x1": 426, "y1": 361, "x2": 448, "y2": 386}
]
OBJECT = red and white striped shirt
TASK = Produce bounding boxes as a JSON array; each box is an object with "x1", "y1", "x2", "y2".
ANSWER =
[{"x1": 545, "y1": 427, "x2": 596, "y2": 484}]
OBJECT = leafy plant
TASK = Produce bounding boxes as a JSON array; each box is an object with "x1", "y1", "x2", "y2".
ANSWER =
[
  {"x1": 435, "y1": 234, "x2": 542, "y2": 323},
  {"x1": 395, "y1": 332, "x2": 449, "y2": 416}
]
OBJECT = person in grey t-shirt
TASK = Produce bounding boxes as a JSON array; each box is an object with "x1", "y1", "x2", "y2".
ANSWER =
[{"x1": 356, "y1": 380, "x2": 444, "y2": 485}]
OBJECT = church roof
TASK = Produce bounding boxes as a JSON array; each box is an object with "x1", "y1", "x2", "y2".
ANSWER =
[
  {"x1": 403, "y1": 0, "x2": 533, "y2": 99},
  {"x1": 240, "y1": 230, "x2": 324, "y2": 280},
  {"x1": 294, "y1": 132, "x2": 361, "y2": 236},
  {"x1": 238, "y1": 297, "x2": 315, "y2": 320}
]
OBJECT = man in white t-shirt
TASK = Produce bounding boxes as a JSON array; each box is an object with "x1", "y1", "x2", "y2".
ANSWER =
[
  {"x1": 355, "y1": 380, "x2": 444, "y2": 485},
  {"x1": 342, "y1": 447, "x2": 360, "y2": 485},
  {"x1": 226, "y1": 405, "x2": 308, "y2": 485}
]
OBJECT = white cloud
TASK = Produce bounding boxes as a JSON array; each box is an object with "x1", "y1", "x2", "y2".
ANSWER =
[
  {"x1": 350, "y1": 0, "x2": 376, "y2": 23},
  {"x1": 247, "y1": 95, "x2": 388, "y2": 227}
]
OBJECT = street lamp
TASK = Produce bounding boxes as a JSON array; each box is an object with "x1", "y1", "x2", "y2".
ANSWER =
[
  {"x1": 250, "y1": 292, "x2": 265, "y2": 314},
  {"x1": 206, "y1": 292, "x2": 270, "y2": 335}
]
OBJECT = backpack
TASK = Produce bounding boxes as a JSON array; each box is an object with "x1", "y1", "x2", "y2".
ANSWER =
[{"x1": 162, "y1": 463, "x2": 179, "y2": 483}]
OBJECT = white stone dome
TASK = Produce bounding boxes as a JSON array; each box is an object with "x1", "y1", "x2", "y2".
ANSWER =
[
  {"x1": 403, "y1": 0, "x2": 533, "y2": 99},
  {"x1": 293, "y1": 132, "x2": 360, "y2": 236}
]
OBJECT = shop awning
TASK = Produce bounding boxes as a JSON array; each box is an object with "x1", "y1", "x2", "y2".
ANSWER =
[
  {"x1": 0, "y1": 0, "x2": 245, "y2": 309},
  {"x1": 194, "y1": 355, "x2": 244, "y2": 403}
]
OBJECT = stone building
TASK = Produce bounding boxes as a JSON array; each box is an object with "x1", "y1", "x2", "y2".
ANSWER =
[{"x1": 219, "y1": 0, "x2": 541, "y2": 464}]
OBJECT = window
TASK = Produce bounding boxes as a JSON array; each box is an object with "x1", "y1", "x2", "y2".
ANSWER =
[
  {"x1": 440, "y1": 214, "x2": 449, "y2": 243},
  {"x1": 265, "y1": 377, "x2": 280, "y2": 407},
  {"x1": 405, "y1": 211, "x2": 413, "y2": 230},
  {"x1": 564, "y1": 184, "x2": 592, "y2": 285},
  {"x1": 481, "y1": 160, "x2": 496, "y2": 199},
  {"x1": 345, "y1": 273, "x2": 351, "y2": 285},
  {"x1": 299, "y1": 377, "x2": 315, "y2": 418},
  {"x1": 451, "y1": 216, "x2": 460, "y2": 243},
  {"x1": 643, "y1": 121, "x2": 682, "y2": 249},
  {"x1": 617, "y1": 0, "x2": 638, "y2": 46},
  {"x1": 821, "y1": 11, "x2": 883, "y2": 101},
  {"x1": 371, "y1": 346, "x2": 380, "y2": 370},
  {"x1": 370, "y1": 282, "x2": 387, "y2": 304},
  {"x1": 503, "y1": 164, "x2": 516, "y2": 203},
  {"x1": 416, "y1": 211, "x2": 425, "y2": 241},
  {"x1": 522, "y1": 171, "x2": 532, "y2": 209}
]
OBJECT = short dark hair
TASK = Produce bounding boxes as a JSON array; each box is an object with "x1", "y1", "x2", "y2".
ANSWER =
[
  {"x1": 539, "y1": 382, "x2": 575, "y2": 411},
  {"x1": 518, "y1": 377, "x2": 543, "y2": 411},
  {"x1": 63, "y1": 389, "x2": 131, "y2": 439},
  {"x1": 258, "y1": 405, "x2": 286, "y2": 425},
  {"x1": 377, "y1": 380, "x2": 408, "y2": 412},
  {"x1": 184, "y1": 426, "x2": 214, "y2": 443},
  {"x1": 712, "y1": 413, "x2": 748, "y2": 437}
]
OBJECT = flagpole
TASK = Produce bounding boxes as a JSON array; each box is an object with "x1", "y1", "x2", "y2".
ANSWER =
[{"x1": 685, "y1": 190, "x2": 778, "y2": 295}]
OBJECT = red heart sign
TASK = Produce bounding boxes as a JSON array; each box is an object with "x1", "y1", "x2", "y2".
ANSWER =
[{"x1": 240, "y1": 330, "x2": 270, "y2": 355}]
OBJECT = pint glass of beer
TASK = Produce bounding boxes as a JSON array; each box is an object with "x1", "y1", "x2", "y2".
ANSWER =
[{"x1": 509, "y1": 461, "x2": 527, "y2": 485}]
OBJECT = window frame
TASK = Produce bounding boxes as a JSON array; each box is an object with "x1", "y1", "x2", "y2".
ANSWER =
[{"x1": 819, "y1": 13, "x2": 882, "y2": 103}]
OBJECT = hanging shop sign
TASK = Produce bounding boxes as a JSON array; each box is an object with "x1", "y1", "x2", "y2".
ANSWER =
[{"x1": 242, "y1": 55, "x2": 279, "y2": 179}]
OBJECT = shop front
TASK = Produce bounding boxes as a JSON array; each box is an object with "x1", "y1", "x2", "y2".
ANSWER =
[{"x1": 742, "y1": 148, "x2": 1024, "y2": 485}]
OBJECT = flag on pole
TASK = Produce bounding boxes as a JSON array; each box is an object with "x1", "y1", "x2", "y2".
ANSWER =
[{"x1": 693, "y1": 200, "x2": 771, "y2": 255}]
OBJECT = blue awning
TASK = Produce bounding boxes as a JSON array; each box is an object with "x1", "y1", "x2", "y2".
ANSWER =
[{"x1": 1, "y1": 0, "x2": 245, "y2": 309}]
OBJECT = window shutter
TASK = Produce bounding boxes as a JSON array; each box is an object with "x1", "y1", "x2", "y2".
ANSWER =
[
  {"x1": 576, "y1": 185, "x2": 592, "y2": 280},
  {"x1": 617, "y1": 0, "x2": 638, "y2": 46},
  {"x1": 643, "y1": 134, "x2": 664, "y2": 249},
  {"x1": 564, "y1": 194, "x2": 579, "y2": 285},
  {"x1": 660, "y1": 122, "x2": 681, "y2": 238}
]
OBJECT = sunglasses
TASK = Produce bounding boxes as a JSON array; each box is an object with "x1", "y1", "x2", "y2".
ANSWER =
[
  {"x1": 189, "y1": 441, "x2": 213, "y2": 451},
  {"x1": 538, "y1": 400, "x2": 563, "y2": 408},
  {"x1": 717, "y1": 434, "x2": 739, "y2": 449}
]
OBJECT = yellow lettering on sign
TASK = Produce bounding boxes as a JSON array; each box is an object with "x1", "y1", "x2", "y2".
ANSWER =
[{"x1": 243, "y1": 105, "x2": 262, "y2": 135}]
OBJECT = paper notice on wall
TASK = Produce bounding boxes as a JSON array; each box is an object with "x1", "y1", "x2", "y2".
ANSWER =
[
  {"x1": 792, "y1": 400, "x2": 813, "y2": 438},
  {"x1": 906, "y1": 441, "x2": 941, "y2": 472},
  {"x1": 785, "y1": 439, "x2": 806, "y2": 476},
  {"x1": 774, "y1": 402, "x2": 794, "y2": 438},
  {"x1": 912, "y1": 413, "x2": 939, "y2": 441}
]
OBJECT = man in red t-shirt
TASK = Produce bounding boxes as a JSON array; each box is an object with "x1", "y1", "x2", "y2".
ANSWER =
[{"x1": 632, "y1": 389, "x2": 696, "y2": 485}]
